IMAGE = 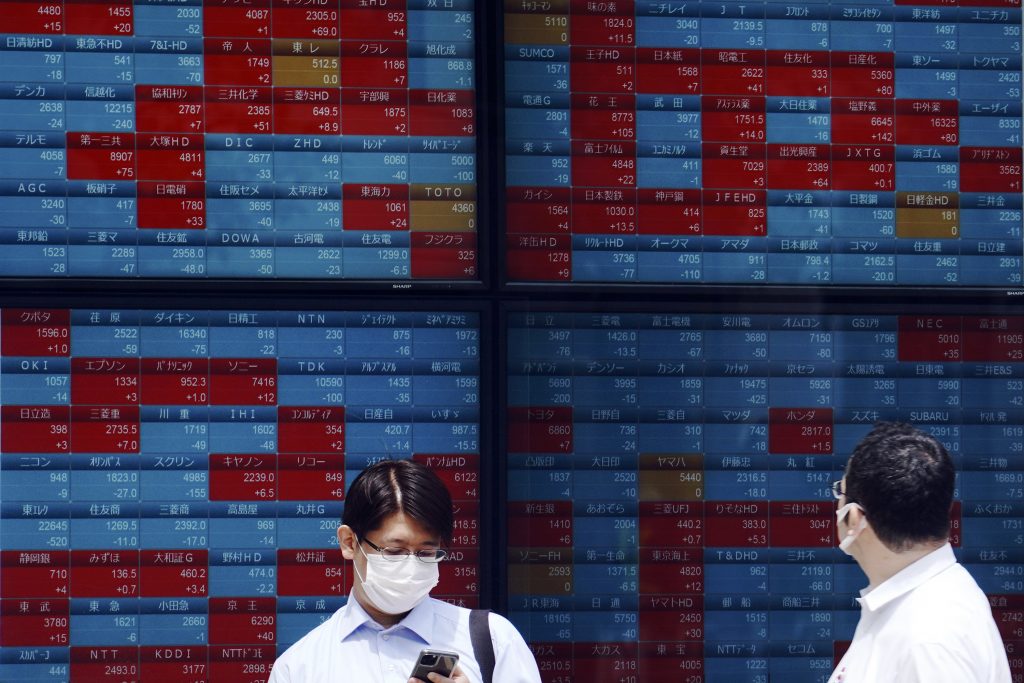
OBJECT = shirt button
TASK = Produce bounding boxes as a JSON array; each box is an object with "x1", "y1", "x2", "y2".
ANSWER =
[{"x1": 382, "y1": 635, "x2": 389, "y2": 641}]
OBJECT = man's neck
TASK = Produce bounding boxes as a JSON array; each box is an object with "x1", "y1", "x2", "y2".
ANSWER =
[{"x1": 863, "y1": 540, "x2": 945, "y2": 589}]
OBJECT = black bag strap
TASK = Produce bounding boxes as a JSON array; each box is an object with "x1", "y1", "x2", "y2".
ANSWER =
[{"x1": 469, "y1": 609, "x2": 495, "y2": 683}]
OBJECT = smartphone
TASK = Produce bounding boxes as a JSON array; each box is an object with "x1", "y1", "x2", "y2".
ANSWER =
[{"x1": 410, "y1": 649, "x2": 459, "y2": 682}]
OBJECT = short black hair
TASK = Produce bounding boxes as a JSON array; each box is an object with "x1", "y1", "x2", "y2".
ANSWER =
[
  {"x1": 343, "y1": 459, "x2": 454, "y2": 544},
  {"x1": 844, "y1": 422, "x2": 955, "y2": 551}
]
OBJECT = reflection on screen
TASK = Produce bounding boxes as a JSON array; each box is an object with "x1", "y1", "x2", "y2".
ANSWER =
[{"x1": 507, "y1": 310, "x2": 1023, "y2": 682}]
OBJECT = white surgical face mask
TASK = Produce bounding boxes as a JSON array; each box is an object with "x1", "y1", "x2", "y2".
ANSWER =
[
  {"x1": 836, "y1": 502, "x2": 867, "y2": 555},
  {"x1": 354, "y1": 540, "x2": 439, "y2": 615}
]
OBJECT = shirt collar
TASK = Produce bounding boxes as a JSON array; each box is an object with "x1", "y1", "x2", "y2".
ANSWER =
[
  {"x1": 337, "y1": 593, "x2": 436, "y2": 644},
  {"x1": 858, "y1": 542, "x2": 956, "y2": 612}
]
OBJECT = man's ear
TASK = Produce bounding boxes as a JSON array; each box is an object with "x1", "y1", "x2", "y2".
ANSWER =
[{"x1": 338, "y1": 524, "x2": 358, "y2": 560}]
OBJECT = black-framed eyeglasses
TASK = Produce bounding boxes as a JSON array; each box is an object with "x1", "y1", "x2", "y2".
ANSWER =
[
  {"x1": 831, "y1": 480, "x2": 846, "y2": 500},
  {"x1": 361, "y1": 537, "x2": 448, "y2": 564}
]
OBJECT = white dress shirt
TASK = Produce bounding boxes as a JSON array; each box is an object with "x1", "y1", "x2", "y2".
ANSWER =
[
  {"x1": 829, "y1": 543, "x2": 1011, "y2": 683},
  {"x1": 268, "y1": 595, "x2": 542, "y2": 683}
]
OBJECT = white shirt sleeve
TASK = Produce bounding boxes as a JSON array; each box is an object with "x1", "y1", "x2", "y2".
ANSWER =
[{"x1": 901, "y1": 642, "x2": 982, "y2": 683}]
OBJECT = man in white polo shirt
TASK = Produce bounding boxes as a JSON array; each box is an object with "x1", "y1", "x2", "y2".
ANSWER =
[{"x1": 829, "y1": 422, "x2": 1011, "y2": 683}]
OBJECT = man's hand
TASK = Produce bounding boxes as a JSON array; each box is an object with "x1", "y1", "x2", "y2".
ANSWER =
[{"x1": 409, "y1": 664, "x2": 471, "y2": 683}]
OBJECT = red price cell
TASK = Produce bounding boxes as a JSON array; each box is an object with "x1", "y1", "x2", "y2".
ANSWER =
[
  {"x1": 640, "y1": 642, "x2": 705, "y2": 683},
  {"x1": 1, "y1": 308, "x2": 71, "y2": 356},
  {"x1": 702, "y1": 96, "x2": 766, "y2": 142},
  {"x1": 831, "y1": 52, "x2": 895, "y2": 98},
  {"x1": 341, "y1": 4, "x2": 407, "y2": 40},
  {"x1": 702, "y1": 142, "x2": 766, "y2": 189},
  {"x1": 701, "y1": 49, "x2": 765, "y2": 95},
  {"x1": 767, "y1": 144, "x2": 830, "y2": 190},
  {"x1": 570, "y1": 46, "x2": 637, "y2": 93},
  {"x1": 70, "y1": 550, "x2": 139, "y2": 598},
  {"x1": 278, "y1": 453, "x2": 344, "y2": 500},
  {"x1": 70, "y1": 646, "x2": 139, "y2": 682},
  {"x1": 1, "y1": 0, "x2": 64, "y2": 33},
  {"x1": 136, "y1": 85, "x2": 205, "y2": 133},
  {"x1": 410, "y1": 231, "x2": 478, "y2": 279},
  {"x1": 507, "y1": 406, "x2": 573, "y2": 453},
  {"x1": 895, "y1": 99, "x2": 959, "y2": 145},
  {"x1": 71, "y1": 357, "x2": 140, "y2": 405},
  {"x1": 209, "y1": 646, "x2": 275, "y2": 682},
  {"x1": 530, "y1": 643, "x2": 572, "y2": 681},
  {"x1": 272, "y1": 2, "x2": 338, "y2": 39},
  {"x1": 209, "y1": 358, "x2": 277, "y2": 404},
  {"x1": 140, "y1": 550, "x2": 208, "y2": 597},
  {"x1": 768, "y1": 407, "x2": 833, "y2": 454},
  {"x1": 343, "y1": 183, "x2": 409, "y2": 230},
  {"x1": 639, "y1": 502, "x2": 705, "y2": 547},
  {"x1": 898, "y1": 316, "x2": 963, "y2": 362},
  {"x1": 639, "y1": 549, "x2": 704, "y2": 594},
  {"x1": 65, "y1": 0, "x2": 132, "y2": 35},
  {"x1": 0, "y1": 598, "x2": 69, "y2": 647},
  {"x1": 950, "y1": 501, "x2": 962, "y2": 548},
  {"x1": 705, "y1": 501, "x2": 769, "y2": 546},
  {"x1": 209, "y1": 597, "x2": 276, "y2": 645},
  {"x1": 766, "y1": 50, "x2": 830, "y2": 97},
  {"x1": 140, "y1": 646, "x2": 208, "y2": 682},
  {"x1": 572, "y1": 187, "x2": 637, "y2": 234},
  {"x1": 341, "y1": 89, "x2": 408, "y2": 135},
  {"x1": 570, "y1": 0, "x2": 636, "y2": 45},
  {"x1": 1, "y1": 550, "x2": 69, "y2": 599},
  {"x1": 0, "y1": 405, "x2": 71, "y2": 454},
  {"x1": 274, "y1": 88, "x2": 340, "y2": 135},
  {"x1": 701, "y1": 189, "x2": 767, "y2": 236},
  {"x1": 341, "y1": 41, "x2": 407, "y2": 88},
  {"x1": 506, "y1": 187, "x2": 571, "y2": 235},
  {"x1": 71, "y1": 405, "x2": 139, "y2": 453},
  {"x1": 769, "y1": 501, "x2": 835, "y2": 547},
  {"x1": 637, "y1": 47, "x2": 700, "y2": 94},
  {"x1": 203, "y1": 0, "x2": 270, "y2": 38},
  {"x1": 277, "y1": 550, "x2": 348, "y2": 596},
  {"x1": 638, "y1": 189, "x2": 702, "y2": 235},
  {"x1": 450, "y1": 500, "x2": 480, "y2": 548},
  {"x1": 414, "y1": 453, "x2": 480, "y2": 500},
  {"x1": 204, "y1": 38, "x2": 272, "y2": 86},
  {"x1": 66, "y1": 132, "x2": 135, "y2": 181},
  {"x1": 507, "y1": 501, "x2": 574, "y2": 547},
  {"x1": 210, "y1": 453, "x2": 277, "y2": 501},
  {"x1": 571, "y1": 140, "x2": 636, "y2": 188},
  {"x1": 831, "y1": 144, "x2": 895, "y2": 192},
  {"x1": 204, "y1": 86, "x2": 273, "y2": 134},
  {"x1": 140, "y1": 358, "x2": 210, "y2": 405},
  {"x1": 961, "y1": 147, "x2": 1022, "y2": 193},
  {"x1": 639, "y1": 596, "x2": 705, "y2": 641},
  {"x1": 571, "y1": 93, "x2": 636, "y2": 141},
  {"x1": 278, "y1": 406, "x2": 344, "y2": 453},
  {"x1": 410, "y1": 89, "x2": 475, "y2": 137},
  {"x1": 573, "y1": 643, "x2": 637, "y2": 680},
  {"x1": 831, "y1": 98, "x2": 895, "y2": 144},
  {"x1": 434, "y1": 548, "x2": 480, "y2": 596},
  {"x1": 963, "y1": 317, "x2": 1024, "y2": 362},
  {"x1": 506, "y1": 233, "x2": 572, "y2": 281},
  {"x1": 992, "y1": 596, "x2": 1024, "y2": 640},
  {"x1": 137, "y1": 134, "x2": 205, "y2": 181},
  {"x1": 137, "y1": 181, "x2": 206, "y2": 230}
]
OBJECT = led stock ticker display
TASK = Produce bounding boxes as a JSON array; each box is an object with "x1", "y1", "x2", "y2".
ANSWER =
[
  {"x1": 0, "y1": 1, "x2": 478, "y2": 279},
  {"x1": 504, "y1": 0, "x2": 1023, "y2": 285},
  {"x1": 0, "y1": 307, "x2": 482, "y2": 682},
  {"x1": 507, "y1": 310, "x2": 1024, "y2": 683}
]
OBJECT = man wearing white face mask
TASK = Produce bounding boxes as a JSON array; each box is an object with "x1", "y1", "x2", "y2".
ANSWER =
[
  {"x1": 829, "y1": 422, "x2": 1010, "y2": 683},
  {"x1": 268, "y1": 459, "x2": 541, "y2": 683}
]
